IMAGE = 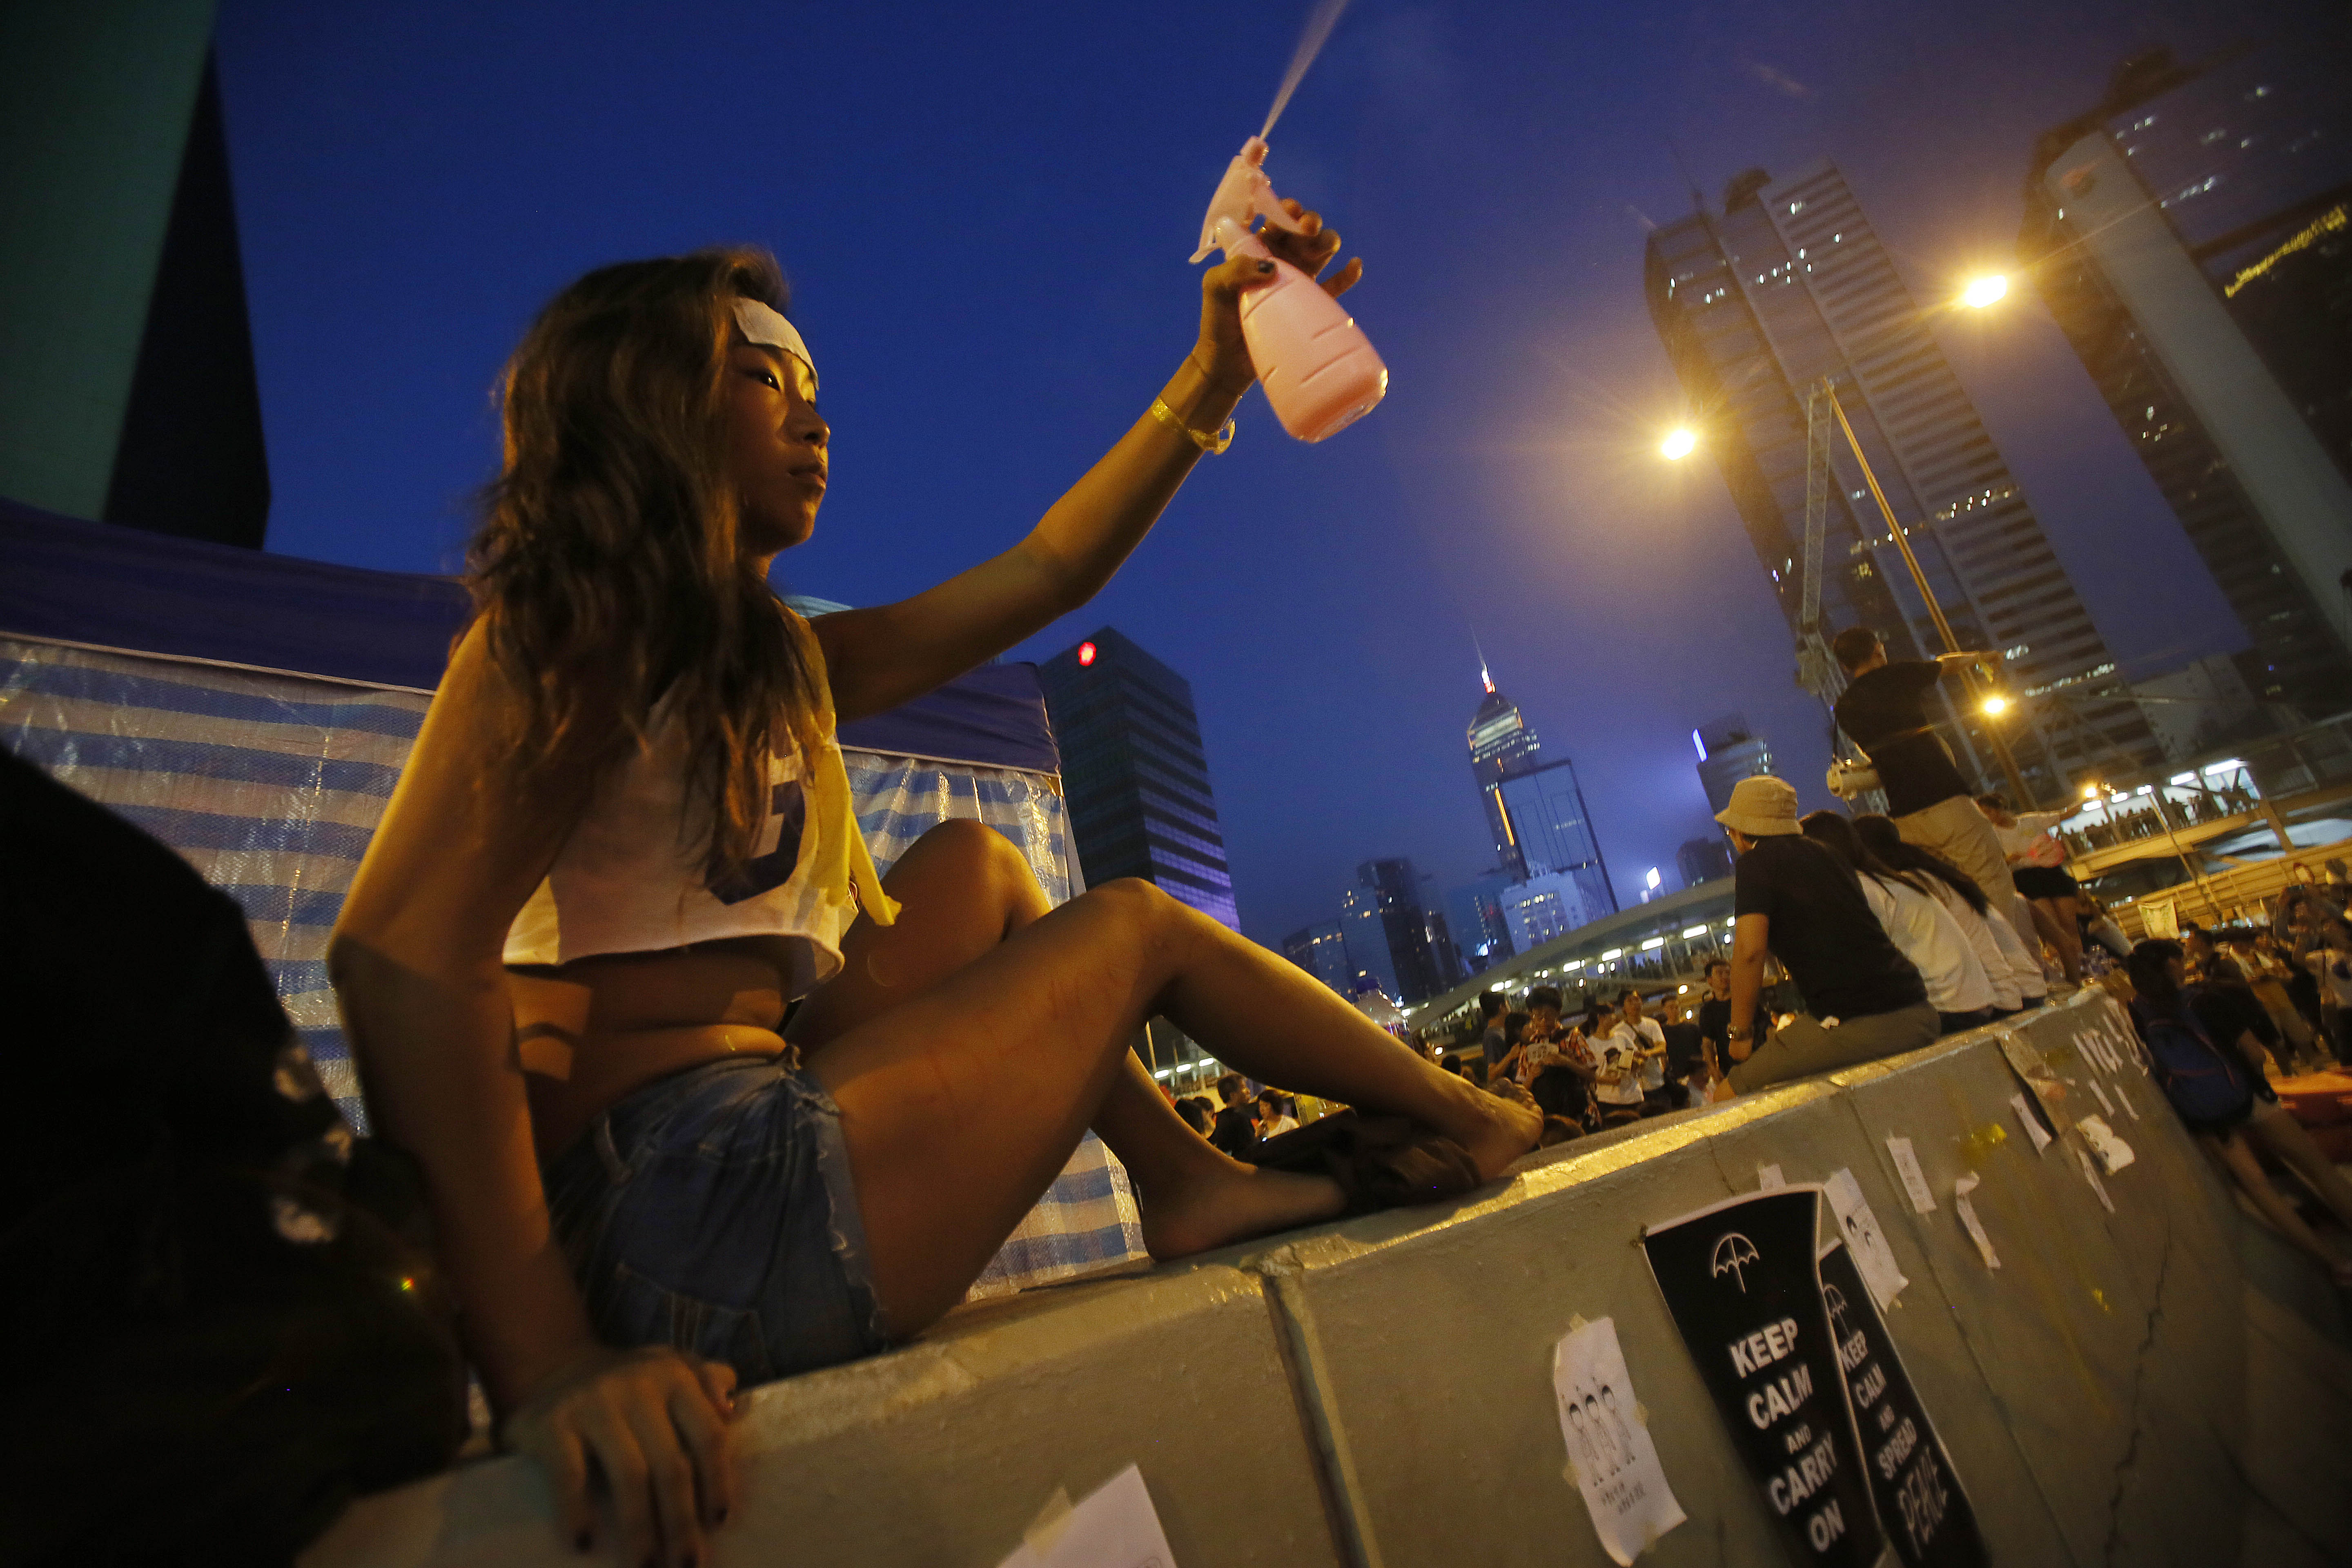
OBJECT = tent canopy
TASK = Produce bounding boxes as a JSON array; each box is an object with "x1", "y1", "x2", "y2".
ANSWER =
[{"x1": 0, "y1": 496, "x2": 1059, "y2": 774}]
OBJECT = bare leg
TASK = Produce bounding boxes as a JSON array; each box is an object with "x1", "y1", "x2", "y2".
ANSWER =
[
  {"x1": 2245, "y1": 1106, "x2": 2352, "y2": 1233},
  {"x1": 792, "y1": 821, "x2": 1345, "y2": 1260},
  {"x1": 2210, "y1": 1131, "x2": 2352, "y2": 1285},
  {"x1": 797, "y1": 826, "x2": 1539, "y2": 1334}
]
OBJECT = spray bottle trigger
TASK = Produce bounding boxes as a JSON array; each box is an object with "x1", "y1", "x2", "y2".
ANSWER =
[{"x1": 1192, "y1": 137, "x2": 1305, "y2": 263}]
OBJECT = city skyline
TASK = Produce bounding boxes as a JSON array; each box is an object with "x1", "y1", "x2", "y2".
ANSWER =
[{"x1": 192, "y1": 0, "x2": 2325, "y2": 950}]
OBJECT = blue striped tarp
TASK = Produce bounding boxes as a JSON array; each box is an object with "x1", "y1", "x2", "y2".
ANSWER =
[{"x1": 0, "y1": 633, "x2": 1144, "y2": 1291}]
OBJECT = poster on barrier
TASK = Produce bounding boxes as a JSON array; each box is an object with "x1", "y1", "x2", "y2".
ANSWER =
[
  {"x1": 1552, "y1": 1317, "x2": 1688, "y2": 1564},
  {"x1": 1996, "y1": 1033, "x2": 2076, "y2": 1137},
  {"x1": 1817, "y1": 1243, "x2": 1987, "y2": 1567},
  {"x1": 1642, "y1": 1189, "x2": 1883, "y2": 1567}
]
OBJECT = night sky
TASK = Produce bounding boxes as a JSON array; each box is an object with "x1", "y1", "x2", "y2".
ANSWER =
[{"x1": 215, "y1": 0, "x2": 2331, "y2": 950}]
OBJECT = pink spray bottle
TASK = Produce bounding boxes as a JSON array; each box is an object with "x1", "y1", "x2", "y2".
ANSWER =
[{"x1": 1192, "y1": 137, "x2": 1388, "y2": 442}]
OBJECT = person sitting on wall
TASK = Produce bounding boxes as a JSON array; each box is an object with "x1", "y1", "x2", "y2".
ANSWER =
[
  {"x1": 328, "y1": 239, "x2": 1543, "y2": 1564},
  {"x1": 1711, "y1": 777, "x2": 1939, "y2": 1091},
  {"x1": 1826, "y1": 627, "x2": 2019, "y2": 942},
  {"x1": 1850, "y1": 813, "x2": 2043, "y2": 1017},
  {"x1": 1800, "y1": 811, "x2": 1998, "y2": 1037}
]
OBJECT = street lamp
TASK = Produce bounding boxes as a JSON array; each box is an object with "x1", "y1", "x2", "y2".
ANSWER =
[
  {"x1": 1981, "y1": 693, "x2": 2010, "y2": 717},
  {"x1": 1960, "y1": 274, "x2": 2009, "y2": 309},
  {"x1": 1661, "y1": 428, "x2": 1697, "y2": 460}
]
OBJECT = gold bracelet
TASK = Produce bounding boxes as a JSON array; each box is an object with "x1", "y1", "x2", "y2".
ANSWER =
[{"x1": 1149, "y1": 396, "x2": 1235, "y2": 455}]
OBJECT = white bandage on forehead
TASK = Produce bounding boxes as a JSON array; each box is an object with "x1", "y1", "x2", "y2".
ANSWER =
[{"x1": 731, "y1": 297, "x2": 817, "y2": 390}]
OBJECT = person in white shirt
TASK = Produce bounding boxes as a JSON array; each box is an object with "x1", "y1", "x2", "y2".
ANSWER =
[
  {"x1": 1254, "y1": 1090, "x2": 1299, "y2": 1138},
  {"x1": 1600, "y1": 991, "x2": 1666, "y2": 1120},
  {"x1": 1802, "y1": 812, "x2": 1997, "y2": 1035},
  {"x1": 1853, "y1": 815, "x2": 2045, "y2": 1014}
]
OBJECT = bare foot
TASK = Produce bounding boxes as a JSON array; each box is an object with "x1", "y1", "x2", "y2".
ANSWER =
[
  {"x1": 1452, "y1": 1079, "x2": 1544, "y2": 1183},
  {"x1": 1133, "y1": 1156, "x2": 1347, "y2": 1261}
]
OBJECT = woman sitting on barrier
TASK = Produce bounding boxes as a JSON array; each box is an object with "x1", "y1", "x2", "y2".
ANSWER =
[
  {"x1": 1849, "y1": 813, "x2": 2046, "y2": 1016},
  {"x1": 2125, "y1": 941, "x2": 2352, "y2": 1290},
  {"x1": 1799, "y1": 811, "x2": 1998, "y2": 1037},
  {"x1": 330, "y1": 237, "x2": 1541, "y2": 1566}
]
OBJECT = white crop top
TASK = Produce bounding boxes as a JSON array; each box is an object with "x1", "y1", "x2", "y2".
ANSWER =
[
  {"x1": 500, "y1": 614, "x2": 901, "y2": 1081},
  {"x1": 503, "y1": 710, "x2": 848, "y2": 991}
]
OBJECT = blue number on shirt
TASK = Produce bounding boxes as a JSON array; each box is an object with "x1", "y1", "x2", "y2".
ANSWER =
[{"x1": 708, "y1": 778, "x2": 807, "y2": 905}]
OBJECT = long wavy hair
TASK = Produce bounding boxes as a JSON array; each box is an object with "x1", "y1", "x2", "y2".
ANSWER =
[
  {"x1": 466, "y1": 248, "x2": 822, "y2": 875},
  {"x1": 1851, "y1": 814, "x2": 1990, "y2": 915}
]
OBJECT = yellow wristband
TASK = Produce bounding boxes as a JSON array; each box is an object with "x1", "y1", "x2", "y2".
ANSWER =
[{"x1": 1149, "y1": 396, "x2": 1235, "y2": 455}]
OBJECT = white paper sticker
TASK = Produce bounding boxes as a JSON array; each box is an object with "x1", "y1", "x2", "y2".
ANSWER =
[
  {"x1": 1554, "y1": 1317, "x2": 1688, "y2": 1566},
  {"x1": 1886, "y1": 1136, "x2": 1936, "y2": 1213},
  {"x1": 2009, "y1": 1092, "x2": 2053, "y2": 1155},
  {"x1": 2078, "y1": 1115, "x2": 2136, "y2": 1174},
  {"x1": 1823, "y1": 1167, "x2": 1908, "y2": 1310},
  {"x1": 2076, "y1": 1143, "x2": 2115, "y2": 1213},
  {"x1": 995, "y1": 1466, "x2": 1176, "y2": 1568},
  {"x1": 1952, "y1": 1172, "x2": 2000, "y2": 1270},
  {"x1": 2087, "y1": 1077, "x2": 2117, "y2": 1119},
  {"x1": 1757, "y1": 1163, "x2": 1786, "y2": 1190}
]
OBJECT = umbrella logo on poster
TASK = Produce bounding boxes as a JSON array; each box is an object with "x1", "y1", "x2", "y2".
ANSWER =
[
  {"x1": 1644, "y1": 1187, "x2": 1989, "y2": 1568},
  {"x1": 1712, "y1": 1232, "x2": 1762, "y2": 1290}
]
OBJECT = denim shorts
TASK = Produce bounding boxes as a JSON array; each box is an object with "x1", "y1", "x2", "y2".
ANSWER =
[{"x1": 543, "y1": 1054, "x2": 892, "y2": 1385}]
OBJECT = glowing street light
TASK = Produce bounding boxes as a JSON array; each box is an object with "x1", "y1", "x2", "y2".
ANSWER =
[
  {"x1": 2081, "y1": 782, "x2": 2103, "y2": 801},
  {"x1": 1960, "y1": 274, "x2": 2008, "y2": 309},
  {"x1": 1660, "y1": 428, "x2": 1697, "y2": 460},
  {"x1": 1980, "y1": 693, "x2": 2010, "y2": 716}
]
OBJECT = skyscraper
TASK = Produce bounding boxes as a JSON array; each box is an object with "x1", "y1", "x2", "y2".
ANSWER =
[
  {"x1": 1281, "y1": 920, "x2": 1356, "y2": 996},
  {"x1": 1038, "y1": 628, "x2": 1239, "y2": 929},
  {"x1": 1646, "y1": 160, "x2": 2162, "y2": 802},
  {"x1": 2020, "y1": 45, "x2": 2352, "y2": 713},
  {"x1": 1693, "y1": 712, "x2": 1773, "y2": 815},
  {"x1": 1676, "y1": 836, "x2": 1735, "y2": 888},
  {"x1": 1466, "y1": 668, "x2": 1619, "y2": 919},
  {"x1": 1350, "y1": 858, "x2": 1456, "y2": 1005},
  {"x1": 1448, "y1": 870, "x2": 1519, "y2": 967}
]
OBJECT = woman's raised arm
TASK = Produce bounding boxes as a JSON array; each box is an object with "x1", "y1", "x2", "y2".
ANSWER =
[{"x1": 815, "y1": 205, "x2": 1360, "y2": 723}]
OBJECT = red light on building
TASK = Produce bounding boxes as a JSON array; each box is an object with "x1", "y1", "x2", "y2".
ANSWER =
[{"x1": 1077, "y1": 641, "x2": 1097, "y2": 667}]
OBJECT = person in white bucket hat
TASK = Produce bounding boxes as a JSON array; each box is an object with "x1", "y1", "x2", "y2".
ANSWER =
[{"x1": 1713, "y1": 776, "x2": 1939, "y2": 1090}]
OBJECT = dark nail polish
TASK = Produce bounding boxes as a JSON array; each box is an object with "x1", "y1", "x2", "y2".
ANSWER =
[{"x1": 1257, "y1": 261, "x2": 1274, "y2": 274}]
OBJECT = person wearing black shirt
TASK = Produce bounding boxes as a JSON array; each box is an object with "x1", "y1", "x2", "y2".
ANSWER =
[
  {"x1": 1209, "y1": 1072, "x2": 1259, "y2": 1158},
  {"x1": 1828, "y1": 628, "x2": 2014, "y2": 925},
  {"x1": 1693, "y1": 957, "x2": 1764, "y2": 1079},
  {"x1": 1713, "y1": 775, "x2": 1937, "y2": 1091}
]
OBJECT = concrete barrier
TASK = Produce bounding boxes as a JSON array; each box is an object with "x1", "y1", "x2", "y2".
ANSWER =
[{"x1": 307, "y1": 992, "x2": 2352, "y2": 1567}]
